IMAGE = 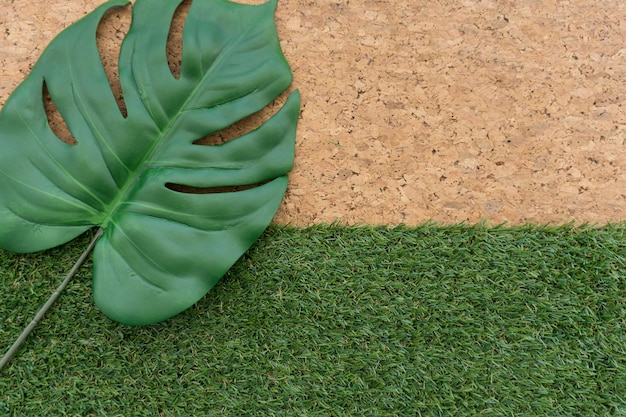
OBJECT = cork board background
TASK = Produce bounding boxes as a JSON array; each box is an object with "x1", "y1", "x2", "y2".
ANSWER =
[{"x1": 1, "y1": 0, "x2": 625, "y2": 226}]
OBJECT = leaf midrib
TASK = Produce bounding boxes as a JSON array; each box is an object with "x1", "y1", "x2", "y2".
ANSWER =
[{"x1": 101, "y1": 22, "x2": 255, "y2": 230}]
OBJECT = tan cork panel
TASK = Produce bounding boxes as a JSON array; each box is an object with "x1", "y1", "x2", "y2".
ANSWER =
[{"x1": 1, "y1": 0, "x2": 625, "y2": 226}]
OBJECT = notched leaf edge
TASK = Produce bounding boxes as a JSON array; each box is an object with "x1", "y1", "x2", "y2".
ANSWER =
[{"x1": 42, "y1": 80, "x2": 77, "y2": 145}]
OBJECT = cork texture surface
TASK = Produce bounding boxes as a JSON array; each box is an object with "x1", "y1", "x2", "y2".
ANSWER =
[{"x1": 1, "y1": 0, "x2": 625, "y2": 226}]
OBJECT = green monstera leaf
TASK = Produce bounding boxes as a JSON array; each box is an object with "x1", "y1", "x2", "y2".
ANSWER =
[{"x1": 0, "y1": 0, "x2": 299, "y2": 325}]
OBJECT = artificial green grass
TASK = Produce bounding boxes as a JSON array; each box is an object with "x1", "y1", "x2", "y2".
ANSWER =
[{"x1": 1, "y1": 223, "x2": 625, "y2": 416}]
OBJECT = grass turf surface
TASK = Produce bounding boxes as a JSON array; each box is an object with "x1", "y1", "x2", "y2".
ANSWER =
[{"x1": 1, "y1": 223, "x2": 625, "y2": 416}]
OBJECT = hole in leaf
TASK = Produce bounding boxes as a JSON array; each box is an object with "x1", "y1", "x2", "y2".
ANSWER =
[
  {"x1": 229, "y1": 0, "x2": 270, "y2": 4},
  {"x1": 195, "y1": 88, "x2": 296, "y2": 146},
  {"x1": 95, "y1": 3, "x2": 131, "y2": 118},
  {"x1": 43, "y1": 81, "x2": 76, "y2": 145},
  {"x1": 166, "y1": 0, "x2": 191, "y2": 80},
  {"x1": 165, "y1": 181, "x2": 269, "y2": 194}
]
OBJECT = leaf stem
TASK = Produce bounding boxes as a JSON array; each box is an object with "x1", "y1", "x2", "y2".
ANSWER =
[{"x1": 0, "y1": 228, "x2": 104, "y2": 372}]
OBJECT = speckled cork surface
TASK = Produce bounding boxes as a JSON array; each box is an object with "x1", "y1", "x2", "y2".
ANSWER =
[{"x1": 1, "y1": 0, "x2": 625, "y2": 226}]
